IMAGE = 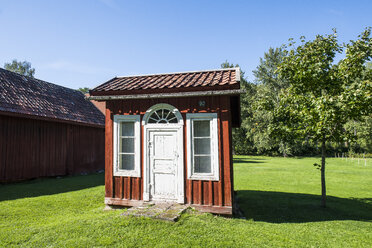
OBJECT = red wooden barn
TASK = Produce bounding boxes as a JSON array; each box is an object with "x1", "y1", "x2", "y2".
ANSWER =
[
  {"x1": 89, "y1": 68, "x2": 242, "y2": 214},
  {"x1": 0, "y1": 68, "x2": 105, "y2": 183}
]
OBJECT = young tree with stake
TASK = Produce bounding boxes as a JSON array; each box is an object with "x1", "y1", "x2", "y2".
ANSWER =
[{"x1": 271, "y1": 28, "x2": 372, "y2": 207}]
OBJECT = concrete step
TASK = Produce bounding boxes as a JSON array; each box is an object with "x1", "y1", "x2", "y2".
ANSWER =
[{"x1": 121, "y1": 203, "x2": 189, "y2": 222}]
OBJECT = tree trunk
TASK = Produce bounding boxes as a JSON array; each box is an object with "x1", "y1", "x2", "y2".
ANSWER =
[
  {"x1": 321, "y1": 138, "x2": 326, "y2": 208},
  {"x1": 281, "y1": 142, "x2": 287, "y2": 157}
]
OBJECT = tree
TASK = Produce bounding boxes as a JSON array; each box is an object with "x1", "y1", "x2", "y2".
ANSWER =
[
  {"x1": 4, "y1": 59, "x2": 35, "y2": 77},
  {"x1": 254, "y1": 47, "x2": 289, "y2": 92},
  {"x1": 251, "y1": 48, "x2": 292, "y2": 156},
  {"x1": 272, "y1": 28, "x2": 372, "y2": 207},
  {"x1": 345, "y1": 63, "x2": 372, "y2": 153},
  {"x1": 345, "y1": 116, "x2": 372, "y2": 153},
  {"x1": 77, "y1": 87, "x2": 90, "y2": 94},
  {"x1": 221, "y1": 61, "x2": 257, "y2": 155}
]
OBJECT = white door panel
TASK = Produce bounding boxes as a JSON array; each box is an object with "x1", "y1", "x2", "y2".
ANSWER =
[{"x1": 149, "y1": 131, "x2": 178, "y2": 200}]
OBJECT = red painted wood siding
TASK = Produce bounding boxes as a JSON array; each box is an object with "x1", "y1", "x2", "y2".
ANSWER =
[
  {"x1": 0, "y1": 114, "x2": 105, "y2": 183},
  {"x1": 105, "y1": 95, "x2": 235, "y2": 207}
]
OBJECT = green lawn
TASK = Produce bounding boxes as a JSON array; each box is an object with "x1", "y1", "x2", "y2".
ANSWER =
[{"x1": 1, "y1": 157, "x2": 371, "y2": 247}]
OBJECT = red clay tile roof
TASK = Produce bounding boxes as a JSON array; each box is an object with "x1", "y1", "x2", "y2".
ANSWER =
[
  {"x1": 90, "y1": 68, "x2": 240, "y2": 96},
  {"x1": 0, "y1": 68, "x2": 104, "y2": 127}
]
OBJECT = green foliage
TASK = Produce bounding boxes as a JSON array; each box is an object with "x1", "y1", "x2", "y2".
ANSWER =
[
  {"x1": 1, "y1": 157, "x2": 372, "y2": 247},
  {"x1": 225, "y1": 49, "x2": 302, "y2": 156},
  {"x1": 4, "y1": 59, "x2": 35, "y2": 77},
  {"x1": 253, "y1": 47, "x2": 289, "y2": 91},
  {"x1": 250, "y1": 48, "x2": 291, "y2": 156},
  {"x1": 77, "y1": 87, "x2": 90, "y2": 94},
  {"x1": 226, "y1": 40, "x2": 372, "y2": 157},
  {"x1": 227, "y1": 51, "x2": 320, "y2": 156},
  {"x1": 221, "y1": 61, "x2": 256, "y2": 155},
  {"x1": 269, "y1": 28, "x2": 372, "y2": 207},
  {"x1": 273, "y1": 28, "x2": 372, "y2": 145},
  {"x1": 345, "y1": 117, "x2": 372, "y2": 152}
]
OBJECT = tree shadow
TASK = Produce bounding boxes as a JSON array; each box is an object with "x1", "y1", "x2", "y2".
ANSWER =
[
  {"x1": 0, "y1": 173, "x2": 104, "y2": 202},
  {"x1": 233, "y1": 159, "x2": 265, "y2": 164},
  {"x1": 236, "y1": 190, "x2": 372, "y2": 223},
  {"x1": 233, "y1": 157, "x2": 267, "y2": 164}
]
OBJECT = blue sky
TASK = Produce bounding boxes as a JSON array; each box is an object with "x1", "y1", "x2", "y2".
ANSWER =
[{"x1": 0, "y1": 0, "x2": 371, "y2": 89}]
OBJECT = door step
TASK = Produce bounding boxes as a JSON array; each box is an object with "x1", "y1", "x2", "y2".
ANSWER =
[{"x1": 121, "y1": 203, "x2": 189, "y2": 222}]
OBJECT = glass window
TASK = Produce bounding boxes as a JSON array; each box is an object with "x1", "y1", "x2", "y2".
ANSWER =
[
  {"x1": 113, "y1": 115, "x2": 141, "y2": 177},
  {"x1": 194, "y1": 120, "x2": 210, "y2": 137},
  {"x1": 148, "y1": 109, "x2": 178, "y2": 124},
  {"x1": 119, "y1": 122, "x2": 135, "y2": 170},
  {"x1": 193, "y1": 120, "x2": 211, "y2": 173},
  {"x1": 194, "y1": 156, "x2": 211, "y2": 173},
  {"x1": 187, "y1": 113, "x2": 219, "y2": 181},
  {"x1": 120, "y1": 154, "x2": 135, "y2": 170}
]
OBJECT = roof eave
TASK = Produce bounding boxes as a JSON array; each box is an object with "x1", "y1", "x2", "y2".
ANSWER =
[
  {"x1": 87, "y1": 89, "x2": 245, "y2": 101},
  {"x1": 0, "y1": 110, "x2": 105, "y2": 129}
]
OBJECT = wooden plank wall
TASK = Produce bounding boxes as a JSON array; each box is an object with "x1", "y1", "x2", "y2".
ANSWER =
[
  {"x1": 0, "y1": 115, "x2": 105, "y2": 183},
  {"x1": 105, "y1": 95, "x2": 234, "y2": 207}
]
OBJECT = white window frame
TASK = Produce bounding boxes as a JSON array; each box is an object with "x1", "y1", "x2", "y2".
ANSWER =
[
  {"x1": 113, "y1": 115, "x2": 141, "y2": 177},
  {"x1": 186, "y1": 113, "x2": 219, "y2": 181}
]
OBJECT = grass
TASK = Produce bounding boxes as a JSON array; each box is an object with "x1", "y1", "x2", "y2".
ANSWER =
[{"x1": 0, "y1": 157, "x2": 371, "y2": 247}]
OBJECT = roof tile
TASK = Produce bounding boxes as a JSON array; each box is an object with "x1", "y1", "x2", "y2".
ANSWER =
[
  {"x1": 0, "y1": 68, "x2": 104, "y2": 126},
  {"x1": 91, "y1": 68, "x2": 239, "y2": 94}
]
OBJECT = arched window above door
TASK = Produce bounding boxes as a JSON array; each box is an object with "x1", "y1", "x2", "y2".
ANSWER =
[
  {"x1": 142, "y1": 103, "x2": 183, "y2": 125},
  {"x1": 148, "y1": 109, "x2": 178, "y2": 123}
]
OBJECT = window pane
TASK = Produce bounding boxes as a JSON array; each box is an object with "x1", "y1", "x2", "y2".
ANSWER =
[
  {"x1": 168, "y1": 112, "x2": 178, "y2": 123},
  {"x1": 156, "y1": 109, "x2": 164, "y2": 119},
  {"x1": 148, "y1": 117, "x2": 157, "y2": 123},
  {"x1": 194, "y1": 120, "x2": 210, "y2": 137},
  {"x1": 147, "y1": 109, "x2": 179, "y2": 124},
  {"x1": 121, "y1": 137, "x2": 134, "y2": 153},
  {"x1": 194, "y1": 156, "x2": 211, "y2": 173},
  {"x1": 163, "y1": 109, "x2": 170, "y2": 118},
  {"x1": 121, "y1": 122, "x2": 134, "y2": 136},
  {"x1": 120, "y1": 154, "x2": 135, "y2": 170},
  {"x1": 194, "y1": 138, "x2": 211, "y2": 155}
]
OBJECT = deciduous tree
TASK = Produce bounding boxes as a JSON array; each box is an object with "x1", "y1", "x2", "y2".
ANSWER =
[
  {"x1": 4, "y1": 59, "x2": 35, "y2": 77},
  {"x1": 272, "y1": 28, "x2": 372, "y2": 207},
  {"x1": 77, "y1": 87, "x2": 90, "y2": 94}
]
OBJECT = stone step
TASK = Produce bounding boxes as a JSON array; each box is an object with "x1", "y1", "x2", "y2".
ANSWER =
[{"x1": 121, "y1": 203, "x2": 189, "y2": 222}]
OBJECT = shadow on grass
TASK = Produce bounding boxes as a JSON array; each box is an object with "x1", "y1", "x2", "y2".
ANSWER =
[
  {"x1": 233, "y1": 157, "x2": 267, "y2": 164},
  {"x1": 0, "y1": 173, "x2": 104, "y2": 202},
  {"x1": 233, "y1": 160, "x2": 265, "y2": 164},
  {"x1": 237, "y1": 190, "x2": 372, "y2": 223}
]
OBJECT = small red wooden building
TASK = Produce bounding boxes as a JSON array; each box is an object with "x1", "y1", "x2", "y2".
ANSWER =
[
  {"x1": 89, "y1": 68, "x2": 242, "y2": 214},
  {"x1": 0, "y1": 68, "x2": 105, "y2": 183}
]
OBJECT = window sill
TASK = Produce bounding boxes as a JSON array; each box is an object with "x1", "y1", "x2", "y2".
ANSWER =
[
  {"x1": 113, "y1": 170, "x2": 141, "y2": 177},
  {"x1": 188, "y1": 174, "x2": 219, "y2": 181}
]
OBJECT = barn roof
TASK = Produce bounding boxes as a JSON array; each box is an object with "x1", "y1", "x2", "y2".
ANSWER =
[
  {"x1": 0, "y1": 68, "x2": 104, "y2": 127},
  {"x1": 90, "y1": 68, "x2": 241, "y2": 98}
]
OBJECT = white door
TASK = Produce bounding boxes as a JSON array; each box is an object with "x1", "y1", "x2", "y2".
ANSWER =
[{"x1": 149, "y1": 130, "x2": 178, "y2": 201}]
